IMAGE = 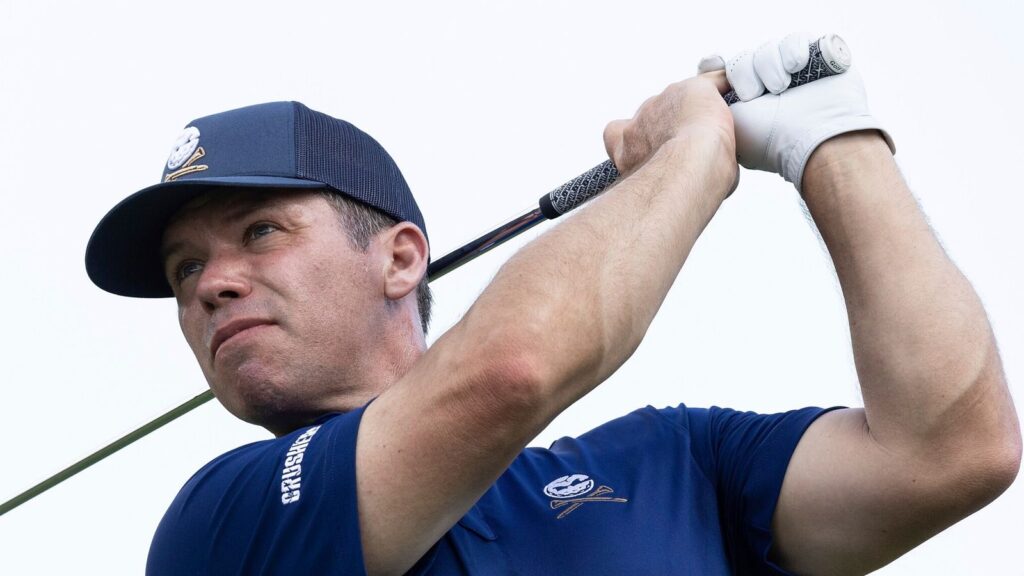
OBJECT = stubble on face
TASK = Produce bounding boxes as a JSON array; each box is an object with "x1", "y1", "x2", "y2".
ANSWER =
[{"x1": 162, "y1": 189, "x2": 384, "y2": 434}]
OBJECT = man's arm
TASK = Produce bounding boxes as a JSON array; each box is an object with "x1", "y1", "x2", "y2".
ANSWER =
[
  {"x1": 356, "y1": 75, "x2": 738, "y2": 575},
  {"x1": 770, "y1": 131, "x2": 1022, "y2": 575}
]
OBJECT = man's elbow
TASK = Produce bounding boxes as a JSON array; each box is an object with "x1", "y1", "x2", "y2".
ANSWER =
[
  {"x1": 449, "y1": 326, "x2": 553, "y2": 433},
  {"x1": 979, "y1": 371, "x2": 1021, "y2": 497},
  {"x1": 983, "y1": 408, "x2": 1022, "y2": 497},
  {"x1": 474, "y1": 312, "x2": 605, "y2": 412},
  {"x1": 949, "y1": 377, "x2": 1021, "y2": 506}
]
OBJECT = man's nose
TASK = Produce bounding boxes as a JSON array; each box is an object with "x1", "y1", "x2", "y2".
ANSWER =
[{"x1": 195, "y1": 255, "x2": 253, "y2": 312}]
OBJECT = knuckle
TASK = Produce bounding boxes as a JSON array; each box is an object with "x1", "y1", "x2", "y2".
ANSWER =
[
  {"x1": 602, "y1": 121, "x2": 616, "y2": 144},
  {"x1": 664, "y1": 80, "x2": 686, "y2": 98},
  {"x1": 636, "y1": 94, "x2": 656, "y2": 116},
  {"x1": 621, "y1": 121, "x2": 644, "y2": 149},
  {"x1": 603, "y1": 118, "x2": 622, "y2": 135}
]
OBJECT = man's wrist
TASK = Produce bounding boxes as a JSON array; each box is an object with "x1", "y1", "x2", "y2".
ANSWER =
[
  {"x1": 665, "y1": 129, "x2": 737, "y2": 202},
  {"x1": 802, "y1": 130, "x2": 894, "y2": 199}
]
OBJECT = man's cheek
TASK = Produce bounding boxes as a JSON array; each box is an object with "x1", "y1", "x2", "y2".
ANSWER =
[{"x1": 180, "y1": 322, "x2": 210, "y2": 373}]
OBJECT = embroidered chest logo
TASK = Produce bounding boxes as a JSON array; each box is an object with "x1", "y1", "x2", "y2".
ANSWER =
[
  {"x1": 164, "y1": 126, "x2": 208, "y2": 182},
  {"x1": 280, "y1": 425, "x2": 321, "y2": 505},
  {"x1": 543, "y1": 474, "x2": 628, "y2": 519}
]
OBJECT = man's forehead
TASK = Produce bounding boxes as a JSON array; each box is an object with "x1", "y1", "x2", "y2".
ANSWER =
[
  {"x1": 160, "y1": 189, "x2": 319, "y2": 257},
  {"x1": 176, "y1": 189, "x2": 278, "y2": 219}
]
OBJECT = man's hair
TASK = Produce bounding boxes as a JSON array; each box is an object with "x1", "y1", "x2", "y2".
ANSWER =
[{"x1": 320, "y1": 191, "x2": 433, "y2": 334}]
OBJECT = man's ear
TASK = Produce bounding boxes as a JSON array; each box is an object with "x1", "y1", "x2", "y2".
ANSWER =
[{"x1": 380, "y1": 222, "x2": 429, "y2": 301}]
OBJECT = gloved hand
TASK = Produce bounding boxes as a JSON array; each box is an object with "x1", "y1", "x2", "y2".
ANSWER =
[{"x1": 698, "y1": 33, "x2": 895, "y2": 193}]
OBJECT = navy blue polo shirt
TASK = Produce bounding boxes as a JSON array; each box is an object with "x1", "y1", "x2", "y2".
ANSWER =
[{"x1": 147, "y1": 403, "x2": 837, "y2": 575}]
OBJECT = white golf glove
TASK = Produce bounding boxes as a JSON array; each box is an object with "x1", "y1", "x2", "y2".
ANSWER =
[{"x1": 699, "y1": 33, "x2": 895, "y2": 193}]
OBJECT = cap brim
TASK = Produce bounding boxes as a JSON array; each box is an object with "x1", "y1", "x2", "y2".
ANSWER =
[{"x1": 86, "y1": 176, "x2": 328, "y2": 298}]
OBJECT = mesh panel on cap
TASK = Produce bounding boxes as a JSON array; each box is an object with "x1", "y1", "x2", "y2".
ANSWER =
[{"x1": 293, "y1": 103, "x2": 427, "y2": 241}]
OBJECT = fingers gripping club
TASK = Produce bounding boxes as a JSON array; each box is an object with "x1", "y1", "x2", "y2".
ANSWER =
[{"x1": 541, "y1": 35, "x2": 850, "y2": 218}]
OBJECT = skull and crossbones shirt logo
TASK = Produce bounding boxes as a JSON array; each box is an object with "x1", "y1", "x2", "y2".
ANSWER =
[{"x1": 543, "y1": 474, "x2": 628, "y2": 520}]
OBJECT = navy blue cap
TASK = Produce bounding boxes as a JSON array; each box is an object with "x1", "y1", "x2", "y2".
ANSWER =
[{"x1": 86, "y1": 101, "x2": 427, "y2": 298}]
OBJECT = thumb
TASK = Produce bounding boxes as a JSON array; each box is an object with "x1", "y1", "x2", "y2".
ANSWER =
[{"x1": 697, "y1": 54, "x2": 726, "y2": 74}]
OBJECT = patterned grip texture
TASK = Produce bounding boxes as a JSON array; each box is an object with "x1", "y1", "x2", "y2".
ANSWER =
[
  {"x1": 541, "y1": 36, "x2": 845, "y2": 217},
  {"x1": 723, "y1": 38, "x2": 840, "y2": 105},
  {"x1": 540, "y1": 160, "x2": 621, "y2": 218}
]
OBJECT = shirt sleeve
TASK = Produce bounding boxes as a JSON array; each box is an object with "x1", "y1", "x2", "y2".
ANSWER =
[
  {"x1": 147, "y1": 405, "x2": 369, "y2": 576},
  {"x1": 660, "y1": 404, "x2": 841, "y2": 576}
]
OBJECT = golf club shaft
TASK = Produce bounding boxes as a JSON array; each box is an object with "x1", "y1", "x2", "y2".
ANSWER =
[
  {"x1": 1, "y1": 35, "x2": 850, "y2": 516},
  {"x1": 427, "y1": 208, "x2": 547, "y2": 282},
  {"x1": 0, "y1": 390, "x2": 215, "y2": 516}
]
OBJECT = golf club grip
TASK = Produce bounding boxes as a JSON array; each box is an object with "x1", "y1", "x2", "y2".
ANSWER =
[
  {"x1": 540, "y1": 34, "x2": 850, "y2": 218},
  {"x1": 538, "y1": 160, "x2": 621, "y2": 219},
  {"x1": 723, "y1": 34, "x2": 849, "y2": 104}
]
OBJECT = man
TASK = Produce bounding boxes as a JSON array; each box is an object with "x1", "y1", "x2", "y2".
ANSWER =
[{"x1": 86, "y1": 35, "x2": 1020, "y2": 575}]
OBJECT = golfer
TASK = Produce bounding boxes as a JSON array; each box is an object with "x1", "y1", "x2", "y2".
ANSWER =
[{"x1": 85, "y1": 34, "x2": 1020, "y2": 575}]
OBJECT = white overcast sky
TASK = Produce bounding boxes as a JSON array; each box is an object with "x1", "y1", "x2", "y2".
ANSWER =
[{"x1": 1, "y1": 1, "x2": 1021, "y2": 573}]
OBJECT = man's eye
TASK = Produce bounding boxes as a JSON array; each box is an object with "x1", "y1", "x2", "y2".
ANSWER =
[
  {"x1": 245, "y1": 222, "x2": 278, "y2": 243},
  {"x1": 176, "y1": 261, "x2": 203, "y2": 282}
]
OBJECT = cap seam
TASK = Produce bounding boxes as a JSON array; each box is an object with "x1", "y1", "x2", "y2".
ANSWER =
[{"x1": 292, "y1": 101, "x2": 304, "y2": 180}]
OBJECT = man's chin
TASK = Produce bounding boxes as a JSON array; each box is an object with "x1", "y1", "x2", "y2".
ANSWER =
[
  {"x1": 213, "y1": 369, "x2": 292, "y2": 424},
  {"x1": 205, "y1": 354, "x2": 360, "y2": 434},
  {"x1": 210, "y1": 369, "x2": 331, "y2": 435}
]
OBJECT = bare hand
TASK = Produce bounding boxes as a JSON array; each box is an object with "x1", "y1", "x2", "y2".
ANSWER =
[{"x1": 603, "y1": 72, "x2": 737, "y2": 190}]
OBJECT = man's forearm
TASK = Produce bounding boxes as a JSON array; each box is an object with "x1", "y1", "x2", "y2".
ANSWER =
[
  {"x1": 801, "y1": 131, "x2": 1019, "y2": 458},
  {"x1": 462, "y1": 133, "x2": 732, "y2": 419},
  {"x1": 355, "y1": 79, "x2": 737, "y2": 575}
]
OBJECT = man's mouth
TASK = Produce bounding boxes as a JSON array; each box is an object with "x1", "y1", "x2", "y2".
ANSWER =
[{"x1": 210, "y1": 319, "x2": 276, "y2": 360}]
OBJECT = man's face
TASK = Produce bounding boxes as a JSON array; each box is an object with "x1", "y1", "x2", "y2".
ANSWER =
[{"x1": 161, "y1": 190, "x2": 383, "y2": 433}]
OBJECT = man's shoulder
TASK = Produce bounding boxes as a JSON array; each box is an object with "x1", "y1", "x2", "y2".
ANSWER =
[
  {"x1": 501, "y1": 403, "x2": 708, "y2": 489},
  {"x1": 193, "y1": 438, "x2": 274, "y2": 473},
  {"x1": 542, "y1": 402, "x2": 702, "y2": 451},
  {"x1": 180, "y1": 409, "x2": 361, "y2": 493},
  {"x1": 149, "y1": 408, "x2": 370, "y2": 574}
]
